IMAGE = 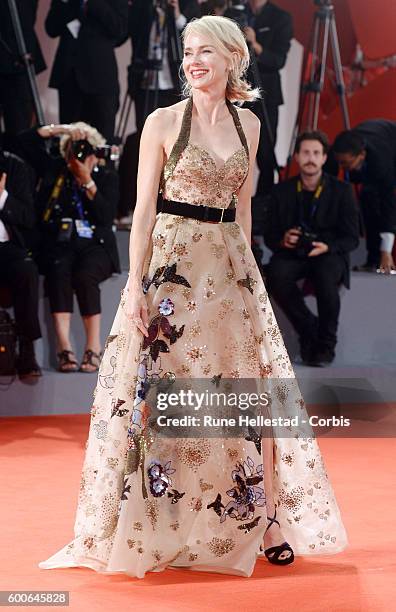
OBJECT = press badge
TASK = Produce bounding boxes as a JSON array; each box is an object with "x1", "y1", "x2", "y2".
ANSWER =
[{"x1": 75, "y1": 219, "x2": 93, "y2": 238}]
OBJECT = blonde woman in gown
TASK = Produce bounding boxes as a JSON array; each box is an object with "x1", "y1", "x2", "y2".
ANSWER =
[{"x1": 39, "y1": 16, "x2": 348, "y2": 579}]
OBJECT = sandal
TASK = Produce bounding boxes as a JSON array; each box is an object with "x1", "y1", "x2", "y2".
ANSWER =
[
  {"x1": 259, "y1": 508, "x2": 295, "y2": 566},
  {"x1": 79, "y1": 349, "x2": 102, "y2": 373},
  {"x1": 57, "y1": 349, "x2": 79, "y2": 373}
]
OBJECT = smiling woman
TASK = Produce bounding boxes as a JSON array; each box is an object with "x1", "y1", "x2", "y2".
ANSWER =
[
  {"x1": 181, "y1": 16, "x2": 260, "y2": 103},
  {"x1": 38, "y1": 15, "x2": 348, "y2": 580}
]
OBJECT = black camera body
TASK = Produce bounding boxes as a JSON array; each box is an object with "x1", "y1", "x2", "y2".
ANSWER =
[
  {"x1": 71, "y1": 140, "x2": 119, "y2": 163},
  {"x1": 224, "y1": 2, "x2": 249, "y2": 29},
  {"x1": 296, "y1": 227, "x2": 319, "y2": 257}
]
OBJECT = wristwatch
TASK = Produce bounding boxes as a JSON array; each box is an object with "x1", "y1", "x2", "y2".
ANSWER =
[{"x1": 81, "y1": 179, "x2": 95, "y2": 191}]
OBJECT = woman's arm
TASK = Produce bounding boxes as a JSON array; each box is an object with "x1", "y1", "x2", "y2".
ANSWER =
[
  {"x1": 123, "y1": 109, "x2": 168, "y2": 337},
  {"x1": 235, "y1": 110, "x2": 261, "y2": 248},
  {"x1": 127, "y1": 109, "x2": 167, "y2": 293}
]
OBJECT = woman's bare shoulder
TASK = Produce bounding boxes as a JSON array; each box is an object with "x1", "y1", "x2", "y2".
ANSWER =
[
  {"x1": 237, "y1": 107, "x2": 261, "y2": 136},
  {"x1": 145, "y1": 99, "x2": 189, "y2": 132}
]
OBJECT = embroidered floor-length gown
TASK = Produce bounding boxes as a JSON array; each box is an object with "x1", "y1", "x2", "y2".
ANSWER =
[{"x1": 39, "y1": 98, "x2": 348, "y2": 579}]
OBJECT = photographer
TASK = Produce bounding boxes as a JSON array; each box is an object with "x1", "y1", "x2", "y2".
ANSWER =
[
  {"x1": 45, "y1": 0, "x2": 129, "y2": 141},
  {"x1": 0, "y1": 0, "x2": 46, "y2": 153},
  {"x1": 18, "y1": 122, "x2": 120, "y2": 373},
  {"x1": 182, "y1": 0, "x2": 227, "y2": 18},
  {"x1": 330, "y1": 119, "x2": 396, "y2": 274},
  {"x1": 0, "y1": 146, "x2": 42, "y2": 379},
  {"x1": 242, "y1": 0, "x2": 293, "y2": 196},
  {"x1": 118, "y1": 0, "x2": 190, "y2": 221},
  {"x1": 128, "y1": 0, "x2": 190, "y2": 130},
  {"x1": 264, "y1": 131, "x2": 359, "y2": 366}
]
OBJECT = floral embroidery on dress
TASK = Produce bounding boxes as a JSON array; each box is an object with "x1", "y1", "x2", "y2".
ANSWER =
[
  {"x1": 142, "y1": 262, "x2": 191, "y2": 295},
  {"x1": 207, "y1": 457, "x2": 265, "y2": 525},
  {"x1": 237, "y1": 273, "x2": 258, "y2": 295},
  {"x1": 148, "y1": 461, "x2": 176, "y2": 497},
  {"x1": 110, "y1": 398, "x2": 128, "y2": 418},
  {"x1": 38, "y1": 96, "x2": 348, "y2": 580},
  {"x1": 142, "y1": 297, "x2": 185, "y2": 361},
  {"x1": 221, "y1": 457, "x2": 265, "y2": 523}
]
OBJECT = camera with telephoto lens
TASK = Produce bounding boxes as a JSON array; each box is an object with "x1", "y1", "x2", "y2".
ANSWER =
[
  {"x1": 296, "y1": 227, "x2": 319, "y2": 257},
  {"x1": 224, "y1": 0, "x2": 250, "y2": 29},
  {"x1": 71, "y1": 139, "x2": 120, "y2": 163}
]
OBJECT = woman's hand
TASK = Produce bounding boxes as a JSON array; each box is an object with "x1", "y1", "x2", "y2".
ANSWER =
[
  {"x1": 243, "y1": 27, "x2": 263, "y2": 55},
  {"x1": 168, "y1": 0, "x2": 181, "y2": 19},
  {"x1": 67, "y1": 157, "x2": 92, "y2": 185},
  {"x1": 37, "y1": 123, "x2": 88, "y2": 140},
  {"x1": 124, "y1": 281, "x2": 149, "y2": 337},
  {"x1": 67, "y1": 151, "x2": 98, "y2": 186},
  {"x1": 379, "y1": 251, "x2": 396, "y2": 274}
]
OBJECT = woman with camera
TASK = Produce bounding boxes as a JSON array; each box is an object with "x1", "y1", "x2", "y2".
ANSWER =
[{"x1": 18, "y1": 122, "x2": 120, "y2": 373}]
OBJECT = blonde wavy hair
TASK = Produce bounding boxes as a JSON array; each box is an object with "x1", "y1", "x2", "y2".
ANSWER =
[
  {"x1": 181, "y1": 15, "x2": 261, "y2": 103},
  {"x1": 59, "y1": 121, "x2": 106, "y2": 159}
]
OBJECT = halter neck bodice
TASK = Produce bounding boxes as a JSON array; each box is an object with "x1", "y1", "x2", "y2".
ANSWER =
[{"x1": 160, "y1": 97, "x2": 250, "y2": 210}]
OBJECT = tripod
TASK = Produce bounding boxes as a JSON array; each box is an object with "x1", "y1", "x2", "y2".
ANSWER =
[
  {"x1": 286, "y1": 1, "x2": 350, "y2": 174},
  {"x1": 116, "y1": 1, "x2": 183, "y2": 222},
  {"x1": 116, "y1": 1, "x2": 182, "y2": 142},
  {"x1": 5, "y1": 0, "x2": 45, "y2": 125}
]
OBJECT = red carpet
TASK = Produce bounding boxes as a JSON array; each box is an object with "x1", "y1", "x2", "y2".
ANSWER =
[{"x1": 1, "y1": 413, "x2": 395, "y2": 611}]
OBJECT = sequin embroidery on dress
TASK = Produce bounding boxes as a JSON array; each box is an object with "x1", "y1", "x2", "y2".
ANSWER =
[{"x1": 38, "y1": 97, "x2": 348, "y2": 579}]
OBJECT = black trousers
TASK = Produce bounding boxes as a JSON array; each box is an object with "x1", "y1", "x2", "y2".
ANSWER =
[
  {"x1": 359, "y1": 186, "x2": 382, "y2": 267},
  {"x1": 246, "y1": 96, "x2": 279, "y2": 197},
  {"x1": 45, "y1": 238, "x2": 113, "y2": 316},
  {"x1": 117, "y1": 88, "x2": 179, "y2": 218},
  {"x1": 266, "y1": 251, "x2": 345, "y2": 352},
  {"x1": 58, "y1": 71, "x2": 119, "y2": 141},
  {"x1": 0, "y1": 73, "x2": 34, "y2": 154},
  {"x1": 0, "y1": 242, "x2": 41, "y2": 340}
]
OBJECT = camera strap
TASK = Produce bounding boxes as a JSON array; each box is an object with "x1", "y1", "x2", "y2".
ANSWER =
[
  {"x1": 71, "y1": 181, "x2": 86, "y2": 221},
  {"x1": 43, "y1": 171, "x2": 66, "y2": 223},
  {"x1": 296, "y1": 177, "x2": 324, "y2": 228}
]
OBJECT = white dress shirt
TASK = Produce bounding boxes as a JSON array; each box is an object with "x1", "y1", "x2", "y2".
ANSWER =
[{"x1": 0, "y1": 189, "x2": 10, "y2": 242}]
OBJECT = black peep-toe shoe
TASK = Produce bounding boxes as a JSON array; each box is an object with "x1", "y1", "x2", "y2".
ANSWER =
[{"x1": 260, "y1": 508, "x2": 295, "y2": 566}]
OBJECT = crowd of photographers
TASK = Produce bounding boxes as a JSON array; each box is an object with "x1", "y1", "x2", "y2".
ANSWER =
[{"x1": 0, "y1": 0, "x2": 395, "y2": 379}]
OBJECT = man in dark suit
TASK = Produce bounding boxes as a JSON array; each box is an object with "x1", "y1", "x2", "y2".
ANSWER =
[
  {"x1": 244, "y1": 0, "x2": 293, "y2": 196},
  {"x1": 330, "y1": 120, "x2": 396, "y2": 274},
  {"x1": 183, "y1": 0, "x2": 227, "y2": 18},
  {"x1": 18, "y1": 122, "x2": 120, "y2": 373},
  {"x1": 118, "y1": 0, "x2": 188, "y2": 221},
  {"x1": 0, "y1": 147, "x2": 42, "y2": 378},
  {"x1": 264, "y1": 131, "x2": 359, "y2": 366},
  {"x1": 45, "y1": 0, "x2": 129, "y2": 141},
  {"x1": 0, "y1": 0, "x2": 46, "y2": 153},
  {"x1": 128, "y1": 0, "x2": 190, "y2": 132}
]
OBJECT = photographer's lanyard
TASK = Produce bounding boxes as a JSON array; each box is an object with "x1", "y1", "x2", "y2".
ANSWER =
[
  {"x1": 296, "y1": 178, "x2": 324, "y2": 228},
  {"x1": 72, "y1": 181, "x2": 94, "y2": 239},
  {"x1": 71, "y1": 182, "x2": 85, "y2": 220},
  {"x1": 43, "y1": 171, "x2": 66, "y2": 223}
]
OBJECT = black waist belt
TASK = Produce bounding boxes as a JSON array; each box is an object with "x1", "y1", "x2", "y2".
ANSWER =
[{"x1": 158, "y1": 198, "x2": 236, "y2": 223}]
